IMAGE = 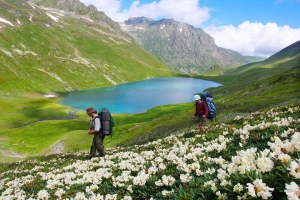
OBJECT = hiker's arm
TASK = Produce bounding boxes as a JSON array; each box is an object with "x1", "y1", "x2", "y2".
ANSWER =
[
  {"x1": 193, "y1": 103, "x2": 199, "y2": 117},
  {"x1": 88, "y1": 129, "x2": 98, "y2": 135},
  {"x1": 88, "y1": 117, "x2": 101, "y2": 134}
]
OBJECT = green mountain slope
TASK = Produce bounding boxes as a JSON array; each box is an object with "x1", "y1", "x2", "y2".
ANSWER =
[
  {"x1": 0, "y1": 0, "x2": 174, "y2": 97},
  {"x1": 224, "y1": 40, "x2": 300, "y2": 76}
]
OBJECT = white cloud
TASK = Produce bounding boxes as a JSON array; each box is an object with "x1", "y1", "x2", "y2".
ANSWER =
[
  {"x1": 80, "y1": 0, "x2": 122, "y2": 18},
  {"x1": 80, "y1": 0, "x2": 210, "y2": 26},
  {"x1": 204, "y1": 21, "x2": 300, "y2": 57}
]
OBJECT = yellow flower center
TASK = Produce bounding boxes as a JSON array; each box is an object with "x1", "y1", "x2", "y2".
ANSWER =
[{"x1": 256, "y1": 186, "x2": 262, "y2": 193}]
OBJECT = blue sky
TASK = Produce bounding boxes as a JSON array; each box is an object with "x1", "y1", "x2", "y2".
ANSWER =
[{"x1": 80, "y1": 0, "x2": 300, "y2": 57}]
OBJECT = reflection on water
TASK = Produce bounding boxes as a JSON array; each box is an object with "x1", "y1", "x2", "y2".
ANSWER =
[{"x1": 61, "y1": 77, "x2": 222, "y2": 114}]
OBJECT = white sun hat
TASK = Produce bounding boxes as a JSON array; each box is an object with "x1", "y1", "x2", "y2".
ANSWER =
[{"x1": 193, "y1": 94, "x2": 200, "y2": 101}]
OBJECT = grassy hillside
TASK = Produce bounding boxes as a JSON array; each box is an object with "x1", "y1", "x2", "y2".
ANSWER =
[
  {"x1": 224, "y1": 40, "x2": 300, "y2": 76},
  {"x1": 0, "y1": 66, "x2": 299, "y2": 163},
  {"x1": 0, "y1": 0, "x2": 174, "y2": 97},
  {"x1": 0, "y1": 102, "x2": 299, "y2": 199}
]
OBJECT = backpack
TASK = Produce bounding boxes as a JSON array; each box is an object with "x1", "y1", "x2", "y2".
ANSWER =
[
  {"x1": 201, "y1": 92, "x2": 216, "y2": 120},
  {"x1": 98, "y1": 107, "x2": 115, "y2": 136}
]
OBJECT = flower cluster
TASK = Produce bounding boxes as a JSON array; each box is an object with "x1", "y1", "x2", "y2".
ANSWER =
[{"x1": 0, "y1": 103, "x2": 299, "y2": 199}]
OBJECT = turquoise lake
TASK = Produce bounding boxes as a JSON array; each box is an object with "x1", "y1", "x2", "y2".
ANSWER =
[{"x1": 61, "y1": 77, "x2": 222, "y2": 114}]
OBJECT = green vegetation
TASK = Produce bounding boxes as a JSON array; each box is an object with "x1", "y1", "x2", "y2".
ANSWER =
[
  {"x1": 0, "y1": 2, "x2": 299, "y2": 199},
  {"x1": 0, "y1": 102, "x2": 299, "y2": 199},
  {"x1": 0, "y1": 0, "x2": 175, "y2": 97},
  {"x1": 0, "y1": 66, "x2": 299, "y2": 162},
  {"x1": 1, "y1": 36, "x2": 299, "y2": 163}
]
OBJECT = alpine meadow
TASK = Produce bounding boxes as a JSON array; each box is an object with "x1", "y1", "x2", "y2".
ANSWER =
[{"x1": 0, "y1": 0, "x2": 300, "y2": 199}]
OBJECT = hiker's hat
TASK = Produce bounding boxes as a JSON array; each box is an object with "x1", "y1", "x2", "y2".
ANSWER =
[
  {"x1": 86, "y1": 106, "x2": 96, "y2": 114},
  {"x1": 193, "y1": 94, "x2": 200, "y2": 101}
]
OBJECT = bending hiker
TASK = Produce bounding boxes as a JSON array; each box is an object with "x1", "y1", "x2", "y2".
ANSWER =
[
  {"x1": 86, "y1": 106, "x2": 105, "y2": 159},
  {"x1": 192, "y1": 94, "x2": 208, "y2": 133}
]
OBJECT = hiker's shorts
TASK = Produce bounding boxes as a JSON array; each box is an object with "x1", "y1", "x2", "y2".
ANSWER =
[{"x1": 198, "y1": 116, "x2": 207, "y2": 126}]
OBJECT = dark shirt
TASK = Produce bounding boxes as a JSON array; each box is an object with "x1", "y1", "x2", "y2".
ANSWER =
[{"x1": 194, "y1": 101, "x2": 209, "y2": 117}]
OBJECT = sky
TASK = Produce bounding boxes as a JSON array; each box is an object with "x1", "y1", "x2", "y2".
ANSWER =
[{"x1": 79, "y1": 0, "x2": 300, "y2": 57}]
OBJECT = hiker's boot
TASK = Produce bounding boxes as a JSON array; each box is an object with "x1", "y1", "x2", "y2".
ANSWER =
[
  {"x1": 97, "y1": 149, "x2": 105, "y2": 157},
  {"x1": 88, "y1": 146, "x2": 95, "y2": 159},
  {"x1": 99, "y1": 152, "x2": 105, "y2": 157},
  {"x1": 88, "y1": 155, "x2": 93, "y2": 160}
]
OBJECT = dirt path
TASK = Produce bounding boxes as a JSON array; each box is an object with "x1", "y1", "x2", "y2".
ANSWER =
[
  {"x1": 0, "y1": 149, "x2": 25, "y2": 158},
  {"x1": 47, "y1": 141, "x2": 64, "y2": 154}
]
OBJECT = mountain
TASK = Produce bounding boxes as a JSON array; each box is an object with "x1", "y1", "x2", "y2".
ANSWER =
[
  {"x1": 224, "y1": 40, "x2": 300, "y2": 75},
  {"x1": 120, "y1": 17, "x2": 248, "y2": 74},
  {"x1": 0, "y1": 0, "x2": 174, "y2": 97},
  {"x1": 243, "y1": 56, "x2": 266, "y2": 63},
  {"x1": 265, "y1": 40, "x2": 300, "y2": 63}
]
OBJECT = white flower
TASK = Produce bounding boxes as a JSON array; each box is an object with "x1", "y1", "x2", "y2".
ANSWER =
[
  {"x1": 132, "y1": 176, "x2": 147, "y2": 186},
  {"x1": 155, "y1": 179, "x2": 164, "y2": 186},
  {"x1": 148, "y1": 166, "x2": 157, "y2": 175},
  {"x1": 162, "y1": 175, "x2": 176, "y2": 186},
  {"x1": 288, "y1": 159, "x2": 300, "y2": 179},
  {"x1": 216, "y1": 191, "x2": 227, "y2": 199},
  {"x1": 211, "y1": 182, "x2": 218, "y2": 192},
  {"x1": 127, "y1": 185, "x2": 133, "y2": 193},
  {"x1": 278, "y1": 153, "x2": 292, "y2": 164},
  {"x1": 105, "y1": 194, "x2": 118, "y2": 200},
  {"x1": 291, "y1": 132, "x2": 300, "y2": 151},
  {"x1": 122, "y1": 196, "x2": 132, "y2": 200},
  {"x1": 284, "y1": 182, "x2": 300, "y2": 200},
  {"x1": 37, "y1": 189, "x2": 50, "y2": 200},
  {"x1": 246, "y1": 179, "x2": 274, "y2": 199},
  {"x1": 233, "y1": 183, "x2": 244, "y2": 192},
  {"x1": 247, "y1": 182, "x2": 256, "y2": 197},
  {"x1": 74, "y1": 192, "x2": 86, "y2": 200},
  {"x1": 220, "y1": 179, "x2": 231, "y2": 187},
  {"x1": 54, "y1": 188, "x2": 65, "y2": 198},
  {"x1": 161, "y1": 189, "x2": 174, "y2": 197},
  {"x1": 180, "y1": 174, "x2": 192, "y2": 183},
  {"x1": 256, "y1": 157, "x2": 274, "y2": 172},
  {"x1": 237, "y1": 193, "x2": 248, "y2": 200}
]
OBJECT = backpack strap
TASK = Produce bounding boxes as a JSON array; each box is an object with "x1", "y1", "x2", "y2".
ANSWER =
[{"x1": 91, "y1": 116, "x2": 101, "y2": 134}]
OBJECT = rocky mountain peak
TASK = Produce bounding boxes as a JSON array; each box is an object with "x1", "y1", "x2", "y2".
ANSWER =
[{"x1": 120, "y1": 17, "x2": 247, "y2": 74}]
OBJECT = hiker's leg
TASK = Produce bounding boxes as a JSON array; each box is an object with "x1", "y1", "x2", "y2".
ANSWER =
[
  {"x1": 95, "y1": 133, "x2": 105, "y2": 157},
  {"x1": 89, "y1": 136, "x2": 96, "y2": 158},
  {"x1": 201, "y1": 117, "x2": 207, "y2": 132},
  {"x1": 198, "y1": 116, "x2": 204, "y2": 133},
  {"x1": 101, "y1": 134, "x2": 105, "y2": 153}
]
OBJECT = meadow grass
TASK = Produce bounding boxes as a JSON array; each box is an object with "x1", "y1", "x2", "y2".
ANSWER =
[
  {"x1": 0, "y1": 67, "x2": 299, "y2": 163},
  {"x1": 0, "y1": 102, "x2": 299, "y2": 199}
]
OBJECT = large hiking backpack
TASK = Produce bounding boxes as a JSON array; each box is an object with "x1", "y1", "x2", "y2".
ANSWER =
[
  {"x1": 201, "y1": 92, "x2": 216, "y2": 120},
  {"x1": 98, "y1": 108, "x2": 115, "y2": 136}
]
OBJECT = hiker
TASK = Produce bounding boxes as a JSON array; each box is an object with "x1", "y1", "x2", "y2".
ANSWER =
[
  {"x1": 86, "y1": 106, "x2": 105, "y2": 159},
  {"x1": 192, "y1": 94, "x2": 209, "y2": 133}
]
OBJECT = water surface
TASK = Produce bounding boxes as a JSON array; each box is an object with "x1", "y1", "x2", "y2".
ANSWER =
[{"x1": 61, "y1": 77, "x2": 222, "y2": 114}]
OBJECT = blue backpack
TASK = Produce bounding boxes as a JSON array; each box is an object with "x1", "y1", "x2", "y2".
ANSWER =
[{"x1": 201, "y1": 92, "x2": 216, "y2": 120}]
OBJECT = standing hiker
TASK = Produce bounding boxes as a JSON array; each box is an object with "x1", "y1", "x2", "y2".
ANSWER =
[
  {"x1": 86, "y1": 106, "x2": 105, "y2": 159},
  {"x1": 192, "y1": 94, "x2": 208, "y2": 133}
]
